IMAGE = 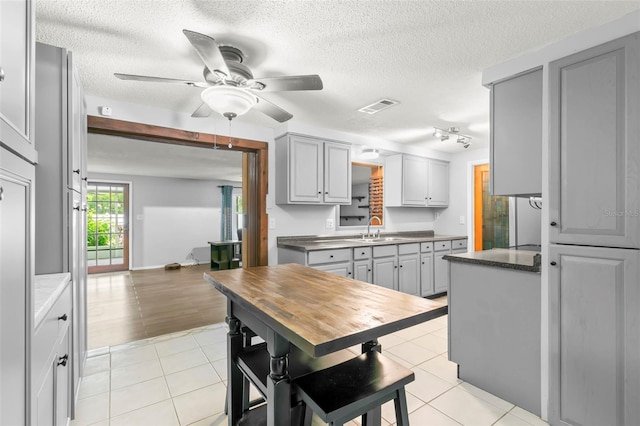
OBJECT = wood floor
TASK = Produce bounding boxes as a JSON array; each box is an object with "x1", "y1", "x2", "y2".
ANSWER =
[{"x1": 87, "y1": 264, "x2": 227, "y2": 349}]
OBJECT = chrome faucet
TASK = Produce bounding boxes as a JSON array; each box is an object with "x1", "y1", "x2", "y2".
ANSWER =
[{"x1": 367, "y1": 216, "x2": 382, "y2": 238}]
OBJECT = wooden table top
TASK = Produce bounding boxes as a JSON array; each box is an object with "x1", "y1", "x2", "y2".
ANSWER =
[{"x1": 203, "y1": 263, "x2": 447, "y2": 357}]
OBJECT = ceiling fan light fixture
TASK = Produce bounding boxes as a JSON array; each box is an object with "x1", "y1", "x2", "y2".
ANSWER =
[
  {"x1": 200, "y1": 86, "x2": 257, "y2": 117},
  {"x1": 360, "y1": 148, "x2": 379, "y2": 160}
]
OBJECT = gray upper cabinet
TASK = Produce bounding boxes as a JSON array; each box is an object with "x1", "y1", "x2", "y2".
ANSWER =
[
  {"x1": 276, "y1": 133, "x2": 351, "y2": 205},
  {"x1": 490, "y1": 67, "x2": 542, "y2": 197},
  {"x1": 549, "y1": 244, "x2": 640, "y2": 426},
  {"x1": 548, "y1": 33, "x2": 640, "y2": 248},
  {"x1": 0, "y1": 0, "x2": 36, "y2": 162},
  {"x1": 385, "y1": 154, "x2": 449, "y2": 207}
]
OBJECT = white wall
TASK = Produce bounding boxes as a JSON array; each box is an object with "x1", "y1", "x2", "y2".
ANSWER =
[
  {"x1": 434, "y1": 147, "x2": 490, "y2": 243},
  {"x1": 89, "y1": 172, "x2": 241, "y2": 269}
]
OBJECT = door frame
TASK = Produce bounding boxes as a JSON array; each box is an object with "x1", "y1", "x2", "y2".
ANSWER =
[{"x1": 86, "y1": 116, "x2": 269, "y2": 267}]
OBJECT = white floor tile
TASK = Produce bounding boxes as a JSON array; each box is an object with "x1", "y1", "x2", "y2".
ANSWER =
[
  {"x1": 406, "y1": 368, "x2": 456, "y2": 403},
  {"x1": 211, "y1": 358, "x2": 227, "y2": 381},
  {"x1": 110, "y1": 377, "x2": 171, "y2": 417},
  {"x1": 381, "y1": 391, "x2": 425, "y2": 422},
  {"x1": 413, "y1": 319, "x2": 448, "y2": 334},
  {"x1": 159, "y1": 347, "x2": 208, "y2": 375},
  {"x1": 83, "y1": 354, "x2": 111, "y2": 376},
  {"x1": 172, "y1": 382, "x2": 227, "y2": 425},
  {"x1": 69, "y1": 392, "x2": 110, "y2": 426},
  {"x1": 416, "y1": 354, "x2": 461, "y2": 385},
  {"x1": 432, "y1": 327, "x2": 449, "y2": 339},
  {"x1": 392, "y1": 324, "x2": 431, "y2": 341},
  {"x1": 457, "y1": 382, "x2": 515, "y2": 412},
  {"x1": 429, "y1": 386, "x2": 508, "y2": 425},
  {"x1": 408, "y1": 403, "x2": 461, "y2": 425},
  {"x1": 378, "y1": 333, "x2": 405, "y2": 349},
  {"x1": 201, "y1": 343, "x2": 227, "y2": 362},
  {"x1": 165, "y1": 363, "x2": 222, "y2": 397},
  {"x1": 494, "y1": 413, "x2": 533, "y2": 426},
  {"x1": 155, "y1": 335, "x2": 198, "y2": 357},
  {"x1": 386, "y1": 341, "x2": 440, "y2": 366},
  {"x1": 110, "y1": 344, "x2": 158, "y2": 370},
  {"x1": 193, "y1": 328, "x2": 227, "y2": 347},
  {"x1": 110, "y1": 399, "x2": 179, "y2": 426},
  {"x1": 78, "y1": 371, "x2": 110, "y2": 399},
  {"x1": 509, "y1": 407, "x2": 549, "y2": 426},
  {"x1": 111, "y1": 358, "x2": 164, "y2": 389},
  {"x1": 186, "y1": 412, "x2": 228, "y2": 426},
  {"x1": 413, "y1": 333, "x2": 449, "y2": 354}
]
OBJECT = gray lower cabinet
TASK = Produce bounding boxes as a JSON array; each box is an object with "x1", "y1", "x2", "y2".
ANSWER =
[
  {"x1": 420, "y1": 253, "x2": 434, "y2": 297},
  {"x1": 434, "y1": 241, "x2": 452, "y2": 294},
  {"x1": 0, "y1": 147, "x2": 34, "y2": 426},
  {"x1": 313, "y1": 262, "x2": 352, "y2": 278},
  {"x1": 353, "y1": 260, "x2": 372, "y2": 283},
  {"x1": 398, "y1": 244, "x2": 420, "y2": 296},
  {"x1": 549, "y1": 244, "x2": 640, "y2": 426},
  {"x1": 372, "y1": 245, "x2": 397, "y2": 290}
]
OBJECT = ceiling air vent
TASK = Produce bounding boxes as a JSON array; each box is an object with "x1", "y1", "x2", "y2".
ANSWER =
[{"x1": 358, "y1": 99, "x2": 398, "y2": 114}]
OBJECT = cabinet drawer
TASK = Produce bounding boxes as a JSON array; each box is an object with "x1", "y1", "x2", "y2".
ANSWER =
[
  {"x1": 308, "y1": 249, "x2": 351, "y2": 265},
  {"x1": 420, "y1": 242, "x2": 433, "y2": 252},
  {"x1": 452, "y1": 239, "x2": 467, "y2": 250},
  {"x1": 398, "y1": 243, "x2": 419, "y2": 255},
  {"x1": 373, "y1": 245, "x2": 397, "y2": 258},
  {"x1": 33, "y1": 282, "x2": 72, "y2": 383},
  {"x1": 353, "y1": 247, "x2": 372, "y2": 260},
  {"x1": 434, "y1": 240, "x2": 452, "y2": 252}
]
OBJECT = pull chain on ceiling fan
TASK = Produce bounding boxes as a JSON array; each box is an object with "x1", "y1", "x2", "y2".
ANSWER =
[{"x1": 114, "y1": 29, "x2": 323, "y2": 122}]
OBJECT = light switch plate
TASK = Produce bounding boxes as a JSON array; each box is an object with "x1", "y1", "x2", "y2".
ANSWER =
[
  {"x1": 269, "y1": 217, "x2": 276, "y2": 229},
  {"x1": 459, "y1": 216, "x2": 465, "y2": 225},
  {"x1": 326, "y1": 218, "x2": 334, "y2": 229}
]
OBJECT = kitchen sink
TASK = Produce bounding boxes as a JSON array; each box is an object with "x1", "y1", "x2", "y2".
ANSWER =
[{"x1": 343, "y1": 237, "x2": 413, "y2": 244}]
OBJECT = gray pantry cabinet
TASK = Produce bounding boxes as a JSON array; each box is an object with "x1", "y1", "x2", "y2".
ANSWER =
[
  {"x1": 0, "y1": 0, "x2": 35, "y2": 424},
  {"x1": 385, "y1": 154, "x2": 449, "y2": 207},
  {"x1": 489, "y1": 67, "x2": 542, "y2": 197},
  {"x1": 275, "y1": 133, "x2": 351, "y2": 205},
  {"x1": 34, "y1": 41, "x2": 88, "y2": 423},
  {"x1": 546, "y1": 32, "x2": 640, "y2": 426}
]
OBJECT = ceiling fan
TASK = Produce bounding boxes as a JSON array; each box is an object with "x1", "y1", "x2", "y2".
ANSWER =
[{"x1": 114, "y1": 29, "x2": 323, "y2": 122}]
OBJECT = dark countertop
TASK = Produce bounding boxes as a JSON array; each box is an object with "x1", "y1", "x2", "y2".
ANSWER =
[
  {"x1": 444, "y1": 248, "x2": 541, "y2": 273},
  {"x1": 277, "y1": 232, "x2": 467, "y2": 252}
]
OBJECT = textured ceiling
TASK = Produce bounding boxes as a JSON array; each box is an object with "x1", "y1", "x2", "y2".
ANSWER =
[{"x1": 36, "y1": 0, "x2": 640, "y2": 179}]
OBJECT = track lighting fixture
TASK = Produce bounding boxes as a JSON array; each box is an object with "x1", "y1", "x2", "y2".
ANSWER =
[{"x1": 432, "y1": 126, "x2": 472, "y2": 148}]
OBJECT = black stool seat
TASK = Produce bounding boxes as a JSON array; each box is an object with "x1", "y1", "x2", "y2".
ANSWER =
[{"x1": 292, "y1": 351, "x2": 415, "y2": 426}]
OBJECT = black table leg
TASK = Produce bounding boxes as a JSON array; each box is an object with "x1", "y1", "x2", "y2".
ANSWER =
[
  {"x1": 226, "y1": 302, "x2": 244, "y2": 425},
  {"x1": 361, "y1": 339, "x2": 382, "y2": 426},
  {"x1": 266, "y1": 329, "x2": 291, "y2": 426}
]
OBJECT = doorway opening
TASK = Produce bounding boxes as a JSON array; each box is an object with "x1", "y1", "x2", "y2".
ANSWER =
[
  {"x1": 473, "y1": 164, "x2": 510, "y2": 251},
  {"x1": 87, "y1": 182, "x2": 129, "y2": 273}
]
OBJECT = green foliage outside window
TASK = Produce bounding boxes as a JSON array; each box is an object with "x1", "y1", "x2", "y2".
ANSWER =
[{"x1": 87, "y1": 189, "x2": 124, "y2": 248}]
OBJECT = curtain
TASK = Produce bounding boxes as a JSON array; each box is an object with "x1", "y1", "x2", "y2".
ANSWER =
[{"x1": 220, "y1": 185, "x2": 234, "y2": 241}]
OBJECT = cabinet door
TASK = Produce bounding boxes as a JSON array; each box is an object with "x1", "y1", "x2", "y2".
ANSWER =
[
  {"x1": 549, "y1": 33, "x2": 640, "y2": 248},
  {"x1": 549, "y1": 244, "x2": 640, "y2": 426},
  {"x1": 0, "y1": 0, "x2": 35, "y2": 161},
  {"x1": 426, "y1": 159, "x2": 449, "y2": 207},
  {"x1": 323, "y1": 142, "x2": 351, "y2": 204},
  {"x1": 35, "y1": 361, "x2": 54, "y2": 426},
  {"x1": 0, "y1": 148, "x2": 33, "y2": 426},
  {"x1": 434, "y1": 251, "x2": 450, "y2": 294},
  {"x1": 289, "y1": 136, "x2": 323, "y2": 203},
  {"x1": 398, "y1": 254, "x2": 419, "y2": 295},
  {"x1": 372, "y1": 257, "x2": 397, "y2": 290},
  {"x1": 67, "y1": 53, "x2": 83, "y2": 193},
  {"x1": 490, "y1": 68, "x2": 542, "y2": 196},
  {"x1": 402, "y1": 155, "x2": 428, "y2": 205},
  {"x1": 353, "y1": 260, "x2": 372, "y2": 283},
  {"x1": 55, "y1": 329, "x2": 70, "y2": 426},
  {"x1": 420, "y1": 253, "x2": 434, "y2": 297},
  {"x1": 313, "y1": 262, "x2": 352, "y2": 278}
]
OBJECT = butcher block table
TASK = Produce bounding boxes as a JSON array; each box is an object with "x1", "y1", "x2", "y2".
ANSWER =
[{"x1": 203, "y1": 263, "x2": 447, "y2": 426}]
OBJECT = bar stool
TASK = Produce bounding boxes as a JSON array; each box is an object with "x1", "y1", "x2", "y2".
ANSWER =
[{"x1": 292, "y1": 351, "x2": 414, "y2": 426}]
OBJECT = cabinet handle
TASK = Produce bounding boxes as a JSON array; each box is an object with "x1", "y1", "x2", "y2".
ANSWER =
[
  {"x1": 81, "y1": 207, "x2": 88, "y2": 212},
  {"x1": 57, "y1": 354, "x2": 68, "y2": 367},
  {"x1": 348, "y1": 272, "x2": 351, "y2": 275},
  {"x1": 550, "y1": 221, "x2": 557, "y2": 227},
  {"x1": 73, "y1": 206, "x2": 80, "y2": 211},
  {"x1": 550, "y1": 261, "x2": 557, "y2": 266},
  {"x1": 58, "y1": 314, "x2": 68, "y2": 321},
  {"x1": 329, "y1": 255, "x2": 334, "y2": 258},
  {"x1": 82, "y1": 177, "x2": 88, "y2": 181},
  {"x1": 73, "y1": 169, "x2": 80, "y2": 174},
  {"x1": 0, "y1": 67, "x2": 4, "y2": 82},
  {"x1": 368, "y1": 269, "x2": 371, "y2": 272},
  {"x1": 318, "y1": 192, "x2": 322, "y2": 195},
  {"x1": 325, "y1": 191, "x2": 328, "y2": 194},
  {"x1": 0, "y1": 186, "x2": 3, "y2": 201},
  {"x1": 400, "y1": 265, "x2": 403, "y2": 268}
]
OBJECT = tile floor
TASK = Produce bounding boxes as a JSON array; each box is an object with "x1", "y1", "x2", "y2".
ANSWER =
[{"x1": 70, "y1": 316, "x2": 549, "y2": 426}]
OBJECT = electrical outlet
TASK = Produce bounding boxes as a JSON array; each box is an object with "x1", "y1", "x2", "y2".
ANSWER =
[
  {"x1": 326, "y1": 218, "x2": 334, "y2": 229},
  {"x1": 459, "y1": 215, "x2": 465, "y2": 225},
  {"x1": 268, "y1": 217, "x2": 276, "y2": 229},
  {"x1": 435, "y1": 212, "x2": 441, "y2": 219}
]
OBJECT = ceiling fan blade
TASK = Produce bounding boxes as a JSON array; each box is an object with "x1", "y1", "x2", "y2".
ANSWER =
[
  {"x1": 114, "y1": 73, "x2": 209, "y2": 87},
  {"x1": 253, "y1": 95, "x2": 293, "y2": 122},
  {"x1": 182, "y1": 29, "x2": 230, "y2": 80},
  {"x1": 191, "y1": 102, "x2": 213, "y2": 118},
  {"x1": 248, "y1": 74, "x2": 323, "y2": 92}
]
